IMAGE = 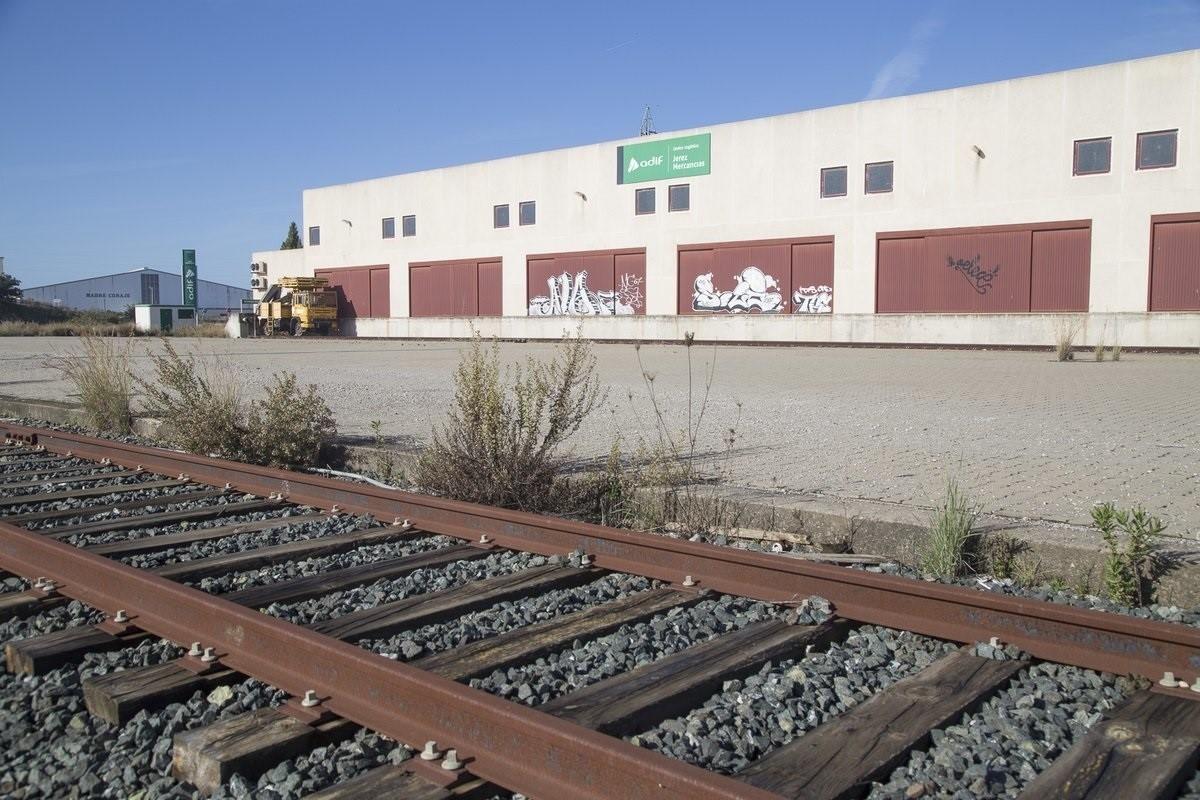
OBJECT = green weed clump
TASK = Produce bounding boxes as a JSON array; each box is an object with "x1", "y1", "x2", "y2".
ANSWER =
[
  {"x1": 1091, "y1": 502, "x2": 1163, "y2": 606},
  {"x1": 920, "y1": 477, "x2": 981, "y2": 578},
  {"x1": 47, "y1": 335, "x2": 134, "y2": 435},
  {"x1": 415, "y1": 332, "x2": 603, "y2": 511}
]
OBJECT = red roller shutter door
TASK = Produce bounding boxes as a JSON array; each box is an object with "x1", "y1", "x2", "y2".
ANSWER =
[
  {"x1": 1149, "y1": 216, "x2": 1200, "y2": 311},
  {"x1": 876, "y1": 221, "x2": 1090, "y2": 313},
  {"x1": 409, "y1": 258, "x2": 503, "y2": 317},
  {"x1": 525, "y1": 249, "x2": 646, "y2": 316},
  {"x1": 678, "y1": 237, "x2": 834, "y2": 315},
  {"x1": 315, "y1": 265, "x2": 390, "y2": 318}
]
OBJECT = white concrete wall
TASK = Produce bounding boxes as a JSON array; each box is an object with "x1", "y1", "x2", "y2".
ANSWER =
[{"x1": 252, "y1": 50, "x2": 1200, "y2": 347}]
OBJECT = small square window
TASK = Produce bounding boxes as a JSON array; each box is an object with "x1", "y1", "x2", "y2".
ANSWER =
[
  {"x1": 177, "y1": 309, "x2": 195, "y2": 320},
  {"x1": 635, "y1": 187, "x2": 655, "y2": 215},
  {"x1": 382, "y1": 217, "x2": 395, "y2": 238},
  {"x1": 519, "y1": 200, "x2": 536, "y2": 226},
  {"x1": 865, "y1": 161, "x2": 893, "y2": 194},
  {"x1": 820, "y1": 166, "x2": 847, "y2": 198},
  {"x1": 668, "y1": 184, "x2": 690, "y2": 212},
  {"x1": 493, "y1": 204, "x2": 509, "y2": 228},
  {"x1": 402, "y1": 215, "x2": 416, "y2": 237},
  {"x1": 308, "y1": 226, "x2": 320, "y2": 246},
  {"x1": 1073, "y1": 138, "x2": 1111, "y2": 175},
  {"x1": 1137, "y1": 129, "x2": 1177, "y2": 170}
]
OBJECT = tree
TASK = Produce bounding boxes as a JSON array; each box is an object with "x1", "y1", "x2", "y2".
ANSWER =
[
  {"x1": 280, "y1": 221, "x2": 303, "y2": 250},
  {"x1": 0, "y1": 273, "x2": 21, "y2": 307}
]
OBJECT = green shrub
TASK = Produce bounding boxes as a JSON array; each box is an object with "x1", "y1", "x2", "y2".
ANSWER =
[
  {"x1": 415, "y1": 333, "x2": 603, "y2": 511},
  {"x1": 1091, "y1": 502, "x2": 1163, "y2": 606},
  {"x1": 135, "y1": 339, "x2": 245, "y2": 458},
  {"x1": 920, "y1": 477, "x2": 980, "y2": 578},
  {"x1": 47, "y1": 335, "x2": 134, "y2": 435},
  {"x1": 245, "y1": 373, "x2": 336, "y2": 468}
]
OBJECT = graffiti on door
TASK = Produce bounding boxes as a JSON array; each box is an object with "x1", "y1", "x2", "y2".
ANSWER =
[
  {"x1": 792, "y1": 285, "x2": 833, "y2": 314},
  {"x1": 528, "y1": 271, "x2": 645, "y2": 316},
  {"x1": 692, "y1": 266, "x2": 784, "y2": 313},
  {"x1": 948, "y1": 254, "x2": 1000, "y2": 295}
]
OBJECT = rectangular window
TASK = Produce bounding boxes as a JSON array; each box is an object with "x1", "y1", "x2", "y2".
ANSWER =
[
  {"x1": 519, "y1": 200, "x2": 536, "y2": 226},
  {"x1": 865, "y1": 161, "x2": 894, "y2": 193},
  {"x1": 177, "y1": 308, "x2": 195, "y2": 320},
  {"x1": 308, "y1": 226, "x2": 320, "y2": 246},
  {"x1": 635, "y1": 187, "x2": 655, "y2": 215},
  {"x1": 668, "y1": 184, "x2": 690, "y2": 212},
  {"x1": 402, "y1": 215, "x2": 416, "y2": 237},
  {"x1": 493, "y1": 204, "x2": 509, "y2": 228},
  {"x1": 382, "y1": 217, "x2": 395, "y2": 238},
  {"x1": 1137, "y1": 129, "x2": 1178, "y2": 170},
  {"x1": 820, "y1": 166, "x2": 847, "y2": 198},
  {"x1": 1073, "y1": 137, "x2": 1111, "y2": 175}
]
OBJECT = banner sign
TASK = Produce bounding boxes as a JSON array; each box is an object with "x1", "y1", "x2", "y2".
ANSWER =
[
  {"x1": 182, "y1": 250, "x2": 197, "y2": 308},
  {"x1": 618, "y1": 133, "x2": 710, "y2": 184}
]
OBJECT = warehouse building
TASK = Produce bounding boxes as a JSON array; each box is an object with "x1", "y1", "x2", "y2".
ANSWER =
[
  {"x1": 250, "y1": 49, "x2": 1200, "y2": 348},
  {"x1": 23, "y1": 267, "x2": 250, "y2": 319}
]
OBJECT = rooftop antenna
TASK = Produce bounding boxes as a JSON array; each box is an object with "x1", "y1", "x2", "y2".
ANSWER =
[{"x1": 639, "y1": 105, "x2": 656, "y2": 136}]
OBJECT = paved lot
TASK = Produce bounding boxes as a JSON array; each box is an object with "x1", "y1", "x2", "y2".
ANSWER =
[{"x1": 1, "y1": 336, "x2": 1197, "y2": 536}]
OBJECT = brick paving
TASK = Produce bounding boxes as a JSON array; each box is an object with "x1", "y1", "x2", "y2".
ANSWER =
[{"x1": 1, "y1": 337, "x2": 1197, "y2": 536}]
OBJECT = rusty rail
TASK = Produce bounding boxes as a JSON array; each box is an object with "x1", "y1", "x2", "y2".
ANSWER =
[{"x1": 3, "y1": 423, "x2": 1199, "y2": 686}]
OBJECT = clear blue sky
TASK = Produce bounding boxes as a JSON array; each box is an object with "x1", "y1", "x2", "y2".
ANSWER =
[{"x1": 1, "y1": 0, "x2": 1197, "y2": 288}]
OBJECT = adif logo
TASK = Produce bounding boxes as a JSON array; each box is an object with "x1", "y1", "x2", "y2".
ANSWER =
[{"x1": 626, "y1": 154, "x2": 663, "y2": 173}]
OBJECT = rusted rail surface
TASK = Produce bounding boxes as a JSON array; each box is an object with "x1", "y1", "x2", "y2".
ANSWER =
[
  {"x1": 4, "y1": 422, "x2": 1198, "y2": 686},
  {"x1": 0, "y1": 520, "x2": 777, "y2": 800}
]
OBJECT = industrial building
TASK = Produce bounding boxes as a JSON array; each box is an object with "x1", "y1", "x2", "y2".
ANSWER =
[
  {"x1": 22, "y1": 267, "x2": 250, "y2": 318},
  {"x1": 250, "y1": 49, "x2": 1200, "y2": 348}
]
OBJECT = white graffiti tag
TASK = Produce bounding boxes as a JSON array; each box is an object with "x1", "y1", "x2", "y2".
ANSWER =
[
  {"x1": 528, "y1": 271, "x2": 644, "y2": 316},
  {"x1": 792, "y1": 285, "x2": 833, "y2": 314},
  {"x1": 692, "y1": 266, "x2": 783, "y2": 313}
]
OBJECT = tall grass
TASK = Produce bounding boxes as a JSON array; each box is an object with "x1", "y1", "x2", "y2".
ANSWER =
[
  {"x1": 920, "y1": 477, "x2": 981, "y2": 578},
  {"x1": 46, "y1": 336, "x2": 134, "y2": 435},
  {"x1": 1053, "y1": 318, "x2": 1081, "y2": 361}
]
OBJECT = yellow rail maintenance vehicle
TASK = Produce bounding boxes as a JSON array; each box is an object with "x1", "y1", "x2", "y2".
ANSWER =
[{"x1": 256, "y1": 277, "x2": 339, "y2": 336}]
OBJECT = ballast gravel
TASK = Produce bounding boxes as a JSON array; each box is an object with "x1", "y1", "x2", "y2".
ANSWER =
[
  {"x1": 868, "y1": 660, "x2": 1132, "y2": 799},
  {"x1": 68, "y1": 505, "x2": 312, "y2": 549},
  {"x1": 633, "y1": 623, "x2": 958, "y2": 774},
  {"x1": 116, "y1": 511, "x2": 372, "y2": 568},
  {"x1": 14, "y1": 481, "x2": 218, "y2": 521},
  {"x1": 26, "y1": 490, "x2": 255, "y2": 531},
  {"x1": 853, "y1": 561, "x2": 1200, "y2": 628},
  {"x1": 193, "y1": 535, "x2": 453, "y2": 596},
  {"x1": 469, "y1": 595, "x2": 808, "y2": 707},
  {"x1": 361, "y1": 570, "x2": 654, "y2": 663},
  {"x1": 0, "y1": 471, "x2": 158, "y2": 498},
  {"x1": 269, "y1": 548, "x2": 548, "y2": 627}
]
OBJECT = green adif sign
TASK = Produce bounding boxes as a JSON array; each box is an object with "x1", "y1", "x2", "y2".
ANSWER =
[
  {"x1": 182, "y1": 250, "x2": 198, "y2": 308},
  {"x1": 617, "y1": 133, "x2": 710, "y2": 184}
]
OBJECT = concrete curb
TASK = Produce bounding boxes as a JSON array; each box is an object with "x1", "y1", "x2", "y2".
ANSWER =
[{"x1": 3, "y1": 394, "x2": 1197, "y2": 606}]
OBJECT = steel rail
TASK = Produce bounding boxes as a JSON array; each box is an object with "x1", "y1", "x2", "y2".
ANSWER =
[
  {"x1": 0, "y1": 521, "x2": 781, "y2": 800},
  {"x1": 4, "y1": 423, "x2": 1200, "y2": 685}
]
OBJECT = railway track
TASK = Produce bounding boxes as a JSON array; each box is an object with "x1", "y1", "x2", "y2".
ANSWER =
[{"x1": 0, "y1": 421, "x2": 1198, "y2": 800}]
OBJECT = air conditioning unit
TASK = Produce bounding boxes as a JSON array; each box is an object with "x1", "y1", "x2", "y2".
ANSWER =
[
  {"x1": 250, "y1": 262, "x2": 266, "y2": 274},
  {"x1": 250, "y1": 276, "x2": 267, "y2": 289}
]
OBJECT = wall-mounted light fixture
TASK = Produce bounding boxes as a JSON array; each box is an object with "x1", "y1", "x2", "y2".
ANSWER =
[
  {"x1": 341, "y1": 219, "x2": 353, "y2": 227},
  {"x1": 574, "y1": 191, "x2": 588, "y2": 202},
  {"x1": 972, "y1": 145, "x2": 986, "y2": 159}
]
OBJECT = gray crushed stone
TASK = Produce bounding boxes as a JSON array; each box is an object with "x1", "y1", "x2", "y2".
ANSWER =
[
  {"x1": 26, "y1": 490, "x2": 257, "y2": 531},
  {"x1": 868, "y1": 662, "x2": 1132, "y2": 799},
  {"x1": 0, "y1": 471, "x2": 165, "y2": 499},
  {"x1": 469, "y1": 595, "x2": 815, "y2": 707},
  {"x1": 68, "y1": 505, "x2": 314, "y2": 549},
  {"x1": 269, "y1": 548, "x2": 548, "y2": 627},
  {"x1": 1180, "y1": 770, "x2": 1200, "y2": 800},
  {"x1": 0, "y1": 600, "x2": 105, "y2": 644},
  {"x1": 195, "y1": 535, "x2": 454, "y2": 596},
  {"x1": 0, "y1": 634, "x2": 294, "y2": 800},
  {"x1": 361, "y1": 570, "x2": 655, "y2": 663},
  {"x1": 117, "y1": 511, "x2": 370, "y2": 568},
  {"x1": 632, "y1": 623, "x2": 958, "y2": 774},
  {"x1": 855, "y1": 562, "x2": 1200, "y2": 628},
  {"x1": 13, "y1": 481, "x2": 220, "y2": 521},
  {"x1": 210, "y1": 732, "x2": 414, "y2": 800}
]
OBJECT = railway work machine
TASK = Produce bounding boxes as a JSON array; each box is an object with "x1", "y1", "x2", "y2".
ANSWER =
[{"x1": 255, "y1": 276, "x2": 339, "y2": 336}]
